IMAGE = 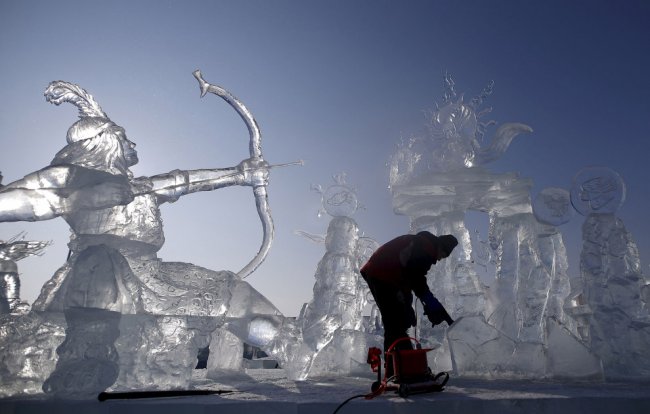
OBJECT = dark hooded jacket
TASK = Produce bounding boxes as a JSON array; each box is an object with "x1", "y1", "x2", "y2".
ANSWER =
[{"x1": 360, "y1": 232, "x2": 456, "y2": 300}]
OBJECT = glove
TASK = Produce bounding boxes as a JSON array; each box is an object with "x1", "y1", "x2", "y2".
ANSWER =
[{"x1": 421, "y1": 291, "x2": 453, "y2": 327}]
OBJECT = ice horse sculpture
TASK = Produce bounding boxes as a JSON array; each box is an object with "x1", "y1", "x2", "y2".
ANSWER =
[
  {"x1": 0, "y1": 71, "x2": 306, "y2": 398},
  {"x1": 389, "y1": 74, "x2": 601, "y2": 379},
  {"x1": 294, "y1": 173, "x2": 382, "y2": 377}
]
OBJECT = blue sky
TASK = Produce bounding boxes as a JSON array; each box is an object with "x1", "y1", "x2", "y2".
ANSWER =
[{"x1": 1, "y1": 0, "x2": 649, "y2": 315}]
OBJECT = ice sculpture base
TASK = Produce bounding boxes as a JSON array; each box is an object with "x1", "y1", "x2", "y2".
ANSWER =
[
  {"x1": 307, "y1": 329, "x2": 382, "y2": 377},
  {"x1": 448, "y1": 316, "x2": 603, "y2": 380},
  {"x1": 109, "y1": 313, "x2": 219, "y2": 392},
  {"x1": 0, "y1": 311, "x2": 66, "y2": 397},
  {"x1": 0, "y1": 310, "x2": 224, "y2": 397}
]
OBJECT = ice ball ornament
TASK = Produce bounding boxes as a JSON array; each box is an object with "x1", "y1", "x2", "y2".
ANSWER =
[
  {"x1": 533, "y1": 187, "x2": 574, "y2": 226},
  {"x1": 570, "y1": 167, "x2": 626, "y2": 216}
]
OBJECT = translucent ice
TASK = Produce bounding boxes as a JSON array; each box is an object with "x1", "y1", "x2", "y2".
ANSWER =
[
  {"x1": 576, "y1": 212, "x2": 650, "y2": 378},
  {"x1": 533, "y1": 187, "x2": 574, "y2": 226},
  {"x1": 571, "y1": 167, "x2": 626, "y2": 216},
  {"x1": 300, "y1": 216, "x2": 364, "y2": 350},
  {"x1": 488, "y1": 213, "x2": 573, "y2": 343},
  {"x1": 0, "y1": 73, "x2": 308, "y2": 394},
  {"x1": 545, "y1": 318, "x2": 603, "y2": 380},
  {"x1": 447, "y1": 316, "x2": 545, "y2": 379},
  {"x1": 0, "y1": 311, "x2": 65, "y2": 397},
  {"x1": 389, "y1": 74, "x2": 531, "y2": 183},
  {"x1": 43, "y1": 308, "x2": 121, "y2": 398},
  {"x1": 295, "y1": 175, "x2": 380, "y2": 377},
  {"x1": 389, "y1": 75, "x2": 590, "y2": 379},
  {"x1": 0, "y1": 234, "x2": 50, "y2": 313},
  {"x1": 206, "y1": 329, "x2": 244, "y2": 376},
  {"x1": 308, "y1": 329, "x2": 382, "y2": 377}
]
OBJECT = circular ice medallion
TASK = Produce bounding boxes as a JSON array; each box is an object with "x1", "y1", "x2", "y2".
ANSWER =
[
  {"x1": 570, "y1": 167, "x2": 626, "y2": 216},
  {"x1": 322, "y1": 184, "x2": 358, "y2": 217},
  {"x1": 533, "y1": 187, "x2": 574, "y2": 226}
]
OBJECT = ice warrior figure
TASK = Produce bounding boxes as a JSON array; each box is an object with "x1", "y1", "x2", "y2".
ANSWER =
[
  {"x1": 360, "y1": 231, "x2": 457, "y2": 360},
  {"x1": 0, "y1": 74, "x2": 308, "y2": 394},
  {"x1": 0, "y1": 78, "x2": 269, "y2": 312}
]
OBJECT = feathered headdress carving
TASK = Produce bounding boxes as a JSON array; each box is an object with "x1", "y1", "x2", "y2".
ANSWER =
[{"x1": 44, "y1": 81, "x2": 116, "y2": 143}]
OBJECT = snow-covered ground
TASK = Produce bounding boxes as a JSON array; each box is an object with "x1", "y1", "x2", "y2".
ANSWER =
[{"x1": 2, "y1": 368, "x2": 650, "y2": 414}]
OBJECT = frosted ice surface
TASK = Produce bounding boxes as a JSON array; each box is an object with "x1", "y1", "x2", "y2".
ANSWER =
[
  {"x1": 577, "y1": 212, "x2": 650, "y2": 378},
  {"x1": 320, "y1": 184, "x2": 359, "y2": 217},
  {"x1": 426, "y1": 338, "x2": 454, "y2": 373},
  {"x1": 533, "y1": 187, "x2": 574, "y2": 226},
  {"x1": 206, "y1": 329, "x2": 244, "y2": 376},
  {"x1": 446, "y1": 317, "x2": 593, "y2": 379},
  {"x1": 571, "y1": 166, "x2": 626, "y2": 216},
  {"x1": 298, "y1": 215, "x2": 369, "y2": 373},
  {"x1": 312, "y1": 172, "x2": 362, "y2": 218},
  {"x1": 545, "y1": 318, "x2": 603, "y2": 380},
  {"x1": 0, "y1": 234, "x2": 50, "y2": 314},
  {"x1": 356, "y1": 237, "x2": 379, "y2": 271},
  {"x1": 295, "y1": 176, "x2": 381, "y2": 377},
  {"x1": 308, "y1": 329, "x2": 382, "y2": 377},
  {"x1": 389, "y1": 76, "x2": 608, "y2": 380},
  {"x1": 0, "y1": 74, "x2": 309, "y2": 394},
  {"x1": 109, "y1": 313, "x2": 220, "y2": 391},
  {"x1": 0, "y1": 311, "x2": 65, "y2": 397},
  {"x1": 2, "y1": 70, "x2": 650, "y2": 399},
  {"x1": 448, "y1": 316, "x2": 521, "y2": 378},
  {"x1": 43, "y1": 308, "x2": 121, "y2": 398},
  {"x1": 389, "y1": 74, "x2": 531, "y2": 185}
]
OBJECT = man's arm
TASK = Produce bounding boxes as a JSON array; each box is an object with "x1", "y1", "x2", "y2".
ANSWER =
[
  {"x1": 419, "y1": 290, "x2": 454, "y2": 326},
  {"x1": 403, "y1": 239, "x2": 454, "y2": 326},
  {"x1": 0, "y1": 165, "x2": 133, "y2": 222},
  {"x1": 145, "y1": 157, "x2": 269, "y2": 204},
  {"x1": 0, "y1": 166, "x2": 76, "y2": 221}
]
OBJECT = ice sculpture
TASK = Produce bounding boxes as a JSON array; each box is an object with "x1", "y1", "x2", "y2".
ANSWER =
[
  {"x1": 532, "y1": 187, "x2": 574, "y2": 227},
  {"x1": 389, "y1": 74, "x2": 596, "y2": 379},
  {"x1": 447, "y1": 316, "x2": 602, "y2": 379},
  {"x1": 567, "y1": 166, "x2": 650, "y2": 378},
  {"x1": 0, "y1": 235, "x2": 61, "y2": 397},
  {"x1": 0, "y1": 71, "x2": 307, "y2": 397},
  {"x1": 295, "y1": 173, "x2": 382, "y2": 376},
  {"x1": 0, "y1": 233, "x2": 50, "y2": 314}
]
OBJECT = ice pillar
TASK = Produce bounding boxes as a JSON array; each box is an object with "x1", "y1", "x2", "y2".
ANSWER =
[{"x1": 579, "y1": 213, "x2": 650, "y2": 377}]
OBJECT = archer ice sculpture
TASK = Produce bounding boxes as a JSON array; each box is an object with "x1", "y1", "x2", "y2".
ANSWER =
[
  {"x1": 389, "y1": 74, "x2": 599, "y2": 379},
  {"x1": 294, "y1": 173, "x2": 382, "y2": 376},
  {"x1": 0, "y1": 71, "x2": 307, "y2": 397},
  {"x1": 567, "y1": 166, "x2": 650, "y2": 378},
  {"x1": 0, "y1": 233, "x2": 50, "y2": 314}
]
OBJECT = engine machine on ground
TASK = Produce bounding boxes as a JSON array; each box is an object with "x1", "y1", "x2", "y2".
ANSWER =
[{"x1": 365, "y1": 337, "x2": 449, "y2": 399}]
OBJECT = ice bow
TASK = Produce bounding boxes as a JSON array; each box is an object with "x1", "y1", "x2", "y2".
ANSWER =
[{"x1": 193, "y1": 70, "x2": 273, "y2": 279}]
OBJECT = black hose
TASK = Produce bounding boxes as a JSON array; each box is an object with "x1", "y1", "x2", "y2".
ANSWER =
[
  {"x1": 331, "y1": 394, "x2": 367, "y2": 414},
  {"x1": 98, "y1": 389, "x2": 235, "y2": 401}
]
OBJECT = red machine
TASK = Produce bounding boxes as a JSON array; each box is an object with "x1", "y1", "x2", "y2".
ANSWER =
[{"x1": 365, "y1": 337, "x2": 449, "y2": 398}]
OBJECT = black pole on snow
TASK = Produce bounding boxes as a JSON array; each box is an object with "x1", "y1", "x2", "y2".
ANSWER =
[{"x1": 98, "y1": 389, "x2": 235, "y2": 401}]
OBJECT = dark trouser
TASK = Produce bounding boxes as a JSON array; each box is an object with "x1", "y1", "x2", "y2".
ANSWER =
[{"x1": 363, "y1": 275, "x2": 415, "y2": 354}]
